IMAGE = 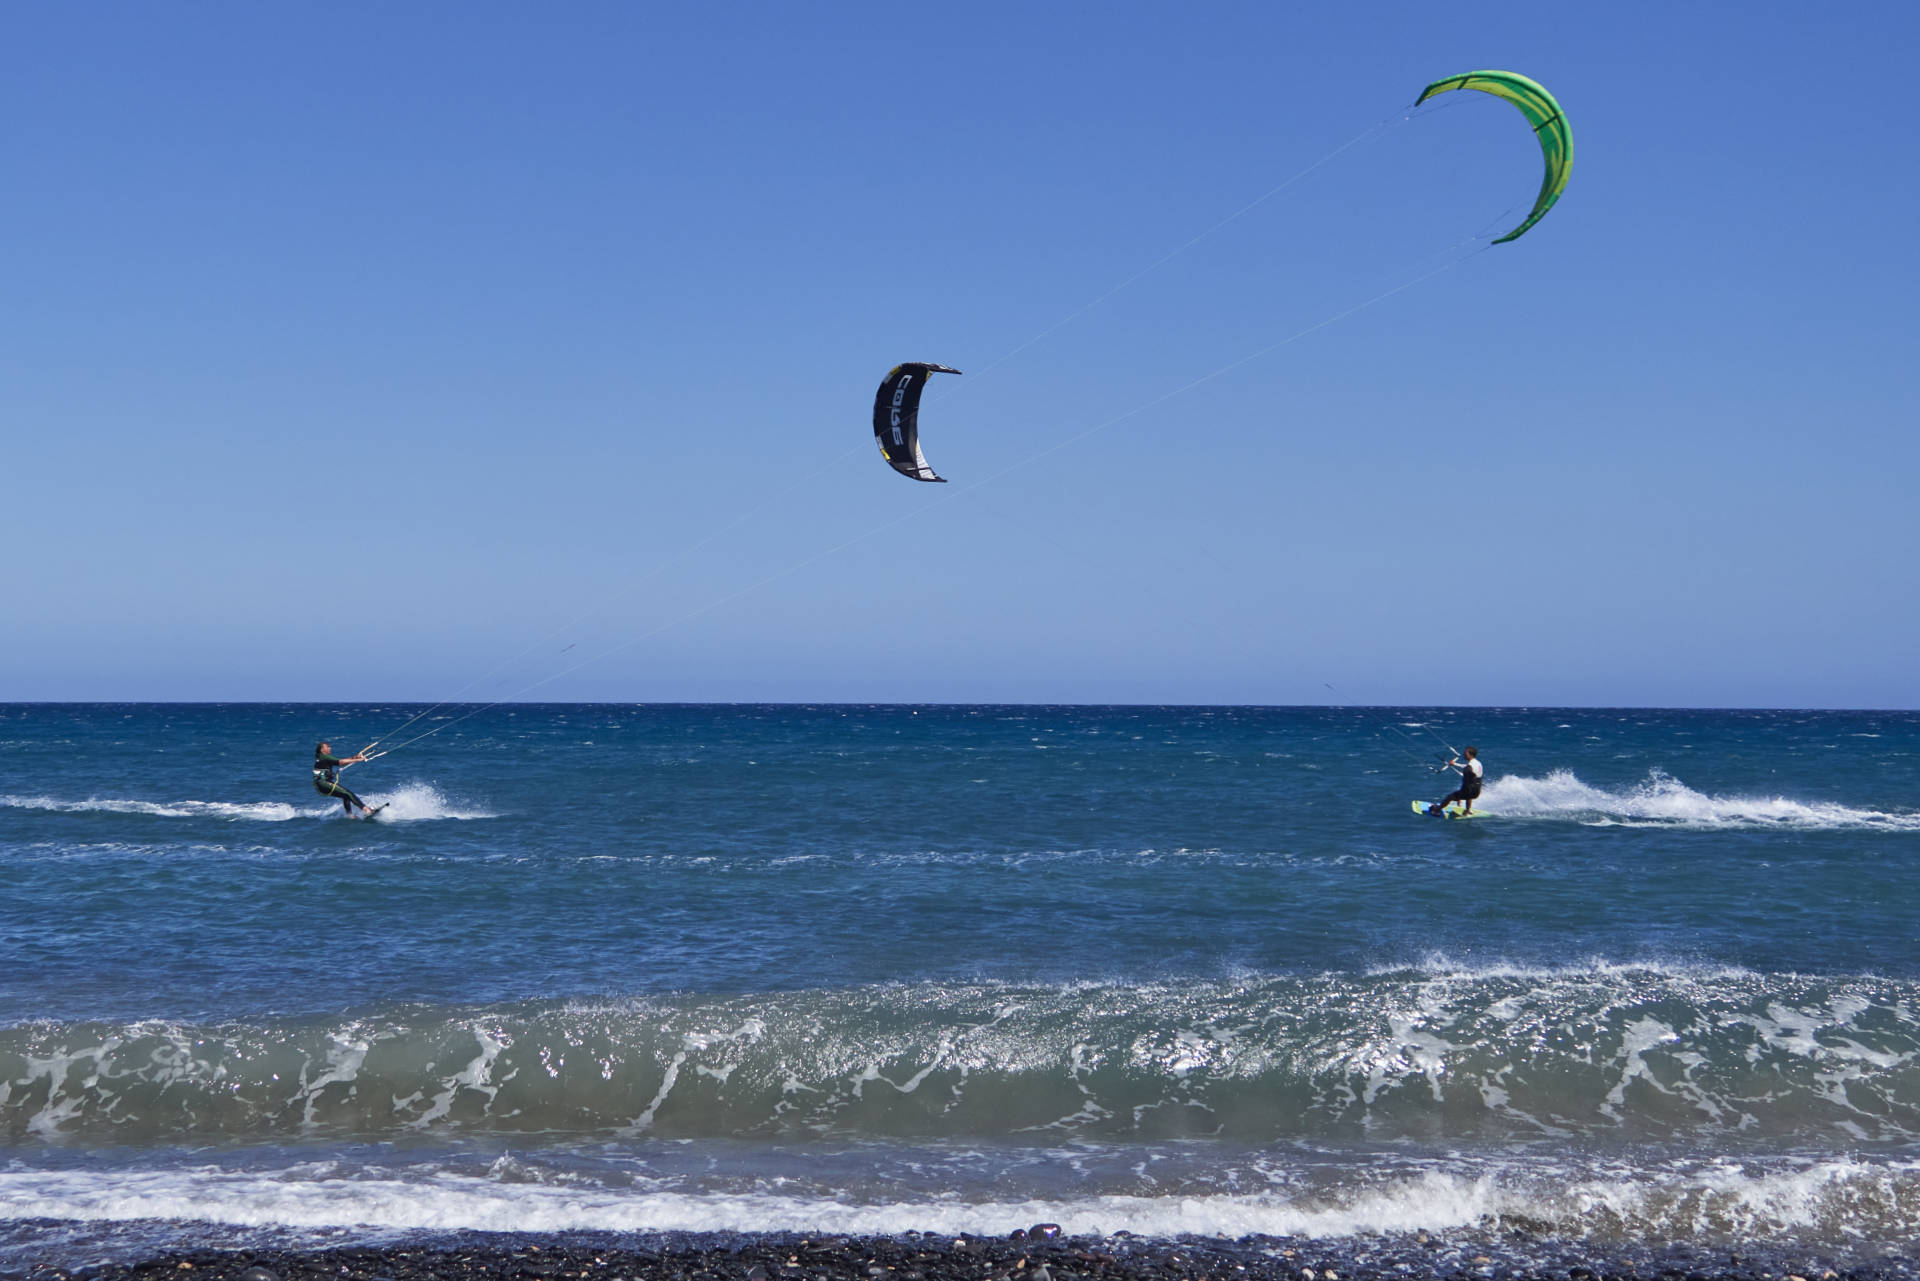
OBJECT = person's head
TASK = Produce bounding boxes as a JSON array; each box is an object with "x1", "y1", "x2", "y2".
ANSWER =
[
  {"x1": 316, "y1": 742, "x2": 330, "y2": 757},
  {"x1": 1464, "y1": 746, "x2": 1478, "y2": 759}
]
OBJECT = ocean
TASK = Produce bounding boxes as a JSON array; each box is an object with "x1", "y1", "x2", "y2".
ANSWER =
[{"x1": 4, "y1": 703, "x2": 1920, "y2": 1274}]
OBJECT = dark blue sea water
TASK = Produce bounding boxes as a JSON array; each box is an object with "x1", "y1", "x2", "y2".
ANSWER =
[{"x1": 5, "y1": 704, "x2": 1920, "y2": 1269}]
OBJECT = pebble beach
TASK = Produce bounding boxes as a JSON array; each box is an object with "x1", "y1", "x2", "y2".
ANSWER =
[{"x1": 23, "y1": 1229, "x2": 1920, "y2": 1281}]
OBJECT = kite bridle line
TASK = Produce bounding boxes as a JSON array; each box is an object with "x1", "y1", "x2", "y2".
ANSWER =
[{"x1": 1401, "y1": 93, "x2": 1540, "y2": 251}]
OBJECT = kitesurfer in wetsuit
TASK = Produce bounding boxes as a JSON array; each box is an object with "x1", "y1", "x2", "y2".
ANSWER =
[
  {"x1": 313, "y1": 742, "x2": 375, "y2": 817},
  {"x1": 1431, "y1": 746, "x2": 1483, "y2": 815}
]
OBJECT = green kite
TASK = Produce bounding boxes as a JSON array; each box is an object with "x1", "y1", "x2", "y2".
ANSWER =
[{"x1": 1416, "y1": 70, "x2": 1572, "y2": 244}]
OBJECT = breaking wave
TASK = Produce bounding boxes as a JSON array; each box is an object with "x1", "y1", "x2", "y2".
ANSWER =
[
  {"x1": 4, "y1": 1152, "x2": 1920, "y2": 1249},
  {"x1": 7, "y1": 967, "x2": 1919, "y2": 1145}
]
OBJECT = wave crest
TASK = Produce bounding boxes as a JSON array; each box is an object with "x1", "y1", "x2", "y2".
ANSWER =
[{"x1": 6, "y1": 970, "x2": 1919, "y2": 1144}]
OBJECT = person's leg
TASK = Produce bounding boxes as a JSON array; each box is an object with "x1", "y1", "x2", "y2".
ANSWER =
[{"x1": 316, "y1": 778, "x2": 367, "y2": 814}]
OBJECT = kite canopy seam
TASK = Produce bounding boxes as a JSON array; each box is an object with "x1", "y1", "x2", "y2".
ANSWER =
[{"x1": 1415, "y1": 69, "x2": 1573, "y2": 244}]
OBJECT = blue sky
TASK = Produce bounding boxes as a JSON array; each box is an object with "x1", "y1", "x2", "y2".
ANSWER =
[{"x1": 4, "y1": 2, "x2": 1915, "y2": 706}]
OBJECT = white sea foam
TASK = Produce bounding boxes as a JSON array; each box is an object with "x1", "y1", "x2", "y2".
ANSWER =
[
  {"x1": 1367, "y1": 954, "x2": 1762, "y2": 982},
  {"x1": 0, "y1": 783, "x2": 493, "y2": 823},
  {"x1": 0, "y1": 1176, "x2": 1481, "y2": 1240},
  {"x1": 1479, "y1": 769, "x2": 1920, "y2": 830},
  {"x1": 0, "y1": 795, "x2": 304, "y2": 821},
  {"x1": 2, "y1": 1158, "x2": 1916, "y2": 1242},
  {"x1": 361, "y1": 781, "x2": 495, "y2": 822}
]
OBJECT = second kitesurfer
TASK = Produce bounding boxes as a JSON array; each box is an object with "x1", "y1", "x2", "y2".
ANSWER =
[{"x1": 1430, "y1": 746, "x2": 1484, "y2": 816}]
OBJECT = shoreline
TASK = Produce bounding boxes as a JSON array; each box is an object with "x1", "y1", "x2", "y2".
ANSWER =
[{"x1": 16, "y1": 1227, "x2": 1917, "y2": 1281}]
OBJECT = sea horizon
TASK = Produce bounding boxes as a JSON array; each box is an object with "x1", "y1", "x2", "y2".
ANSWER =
[{"x1": 7, "y1": 699, "x2": 1919, "y2": 710}]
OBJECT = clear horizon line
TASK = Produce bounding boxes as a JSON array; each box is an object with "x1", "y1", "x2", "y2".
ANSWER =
[{"x1": 1, "y1": 699, "x2": 1915, "y2": 713}]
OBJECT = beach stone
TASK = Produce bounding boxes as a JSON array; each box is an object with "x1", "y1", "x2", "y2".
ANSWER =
[
  {"x1": 73, "y1": 1233, "x2": 1920, "y2": 1281},
  {"x1": 1030, "y1": 1226, "x2": 1062, "y2": 1240}
]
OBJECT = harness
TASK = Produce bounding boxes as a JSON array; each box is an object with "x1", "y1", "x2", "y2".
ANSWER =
[{"x1": 314, "y1": 754, "x2": 345, "y2": 791}]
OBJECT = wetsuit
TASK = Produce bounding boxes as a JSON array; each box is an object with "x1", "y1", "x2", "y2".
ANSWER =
[
  {"x1": 1439, "y1": 758, "x2": 1484, "y2": 811},
  {"x1": 313, "y1": 752, "x2": 366, "y2": 813}
]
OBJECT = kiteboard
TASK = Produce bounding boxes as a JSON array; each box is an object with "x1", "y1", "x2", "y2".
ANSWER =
[
  {"x1": 362, "y1": 804, "x2": 389, "y2": 820},
  {"x1": 1412, "y1": 800, "x2": 1482, "y2": 820}
]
